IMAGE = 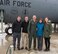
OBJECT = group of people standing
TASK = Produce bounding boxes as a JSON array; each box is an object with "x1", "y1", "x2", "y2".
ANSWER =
[{"x1": 12, "y1": 15, "x2": 52, "y2": 51}]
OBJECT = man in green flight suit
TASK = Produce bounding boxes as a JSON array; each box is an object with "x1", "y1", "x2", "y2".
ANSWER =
[{"x1": 28, "y1": 15, "x2": 37, "y2": 51}]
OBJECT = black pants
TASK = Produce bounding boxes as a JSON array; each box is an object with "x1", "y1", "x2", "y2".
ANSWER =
[
  {"x1": 37, "y1": 36, "x2": 43, "y2": 50},
  {"x1": 13, "y1": 33, "x2": 21, "y2": 50},
  {"x1": 44, "y1": 37, "x2": 50, "y2": 50},
  {"x1": 29, "y1": 36, "x2": 36, "y2": 49}
]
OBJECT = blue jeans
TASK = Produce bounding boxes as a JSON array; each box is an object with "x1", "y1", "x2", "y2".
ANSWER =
[{"x1": 37, "y1": 36, "x2": 43, "y2": 50}]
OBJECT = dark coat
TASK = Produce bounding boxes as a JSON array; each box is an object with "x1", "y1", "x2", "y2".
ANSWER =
[
  {"x1": 43, "y1": 22, "x2": 52, "y2": 38},
  {"x1": 28, "y1": 19, "x2": 37, "y2": 37},
  {"x1": 12, "y1": 20, "x2": 22, "y2": 33},
  {"x1": 22, "y1": 21, "x2": 29, "y2": 33}
]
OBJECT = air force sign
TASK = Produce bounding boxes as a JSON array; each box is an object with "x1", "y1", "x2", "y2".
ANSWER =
[{"x1": 0, "y1": 0, "x2": 31, "y2": 8}]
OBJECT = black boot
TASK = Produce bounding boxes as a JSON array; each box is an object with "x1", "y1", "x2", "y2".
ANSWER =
[
  {"x1": 44, "y1": 49, "x2": 48, "y2": 51},
  {"x1": 17, "y1": 47, "x2": 20, "y2": 50},
  {"x1": 47, "y1": 48, "x2": 50, "y2": 51},
  {"x1": 18, "y1": 48, "x2": 20, "y2": 50},
  {"x1": 14, "y1": 48, "x2": 15, "y2": 51},
  {"x1": 25, "y1": 47, "x2": 28, "y2": 50}
]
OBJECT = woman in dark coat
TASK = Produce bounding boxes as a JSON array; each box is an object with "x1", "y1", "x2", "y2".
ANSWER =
[{"x1": 44, "y1": 17, "x2": 52, "y2": 51}]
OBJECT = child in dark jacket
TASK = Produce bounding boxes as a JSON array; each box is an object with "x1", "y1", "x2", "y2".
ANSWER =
[{"x1": 36, "y1": 18, "x2": 44, "y2": 51}]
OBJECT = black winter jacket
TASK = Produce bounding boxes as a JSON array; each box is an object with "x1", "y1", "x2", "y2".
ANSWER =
[
  {"x1": 22, "y1": 21, "x2": 29, "y2": 33},
  {"x1": 12, "y1": 20, "x2": 22, "y2": 33}
]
